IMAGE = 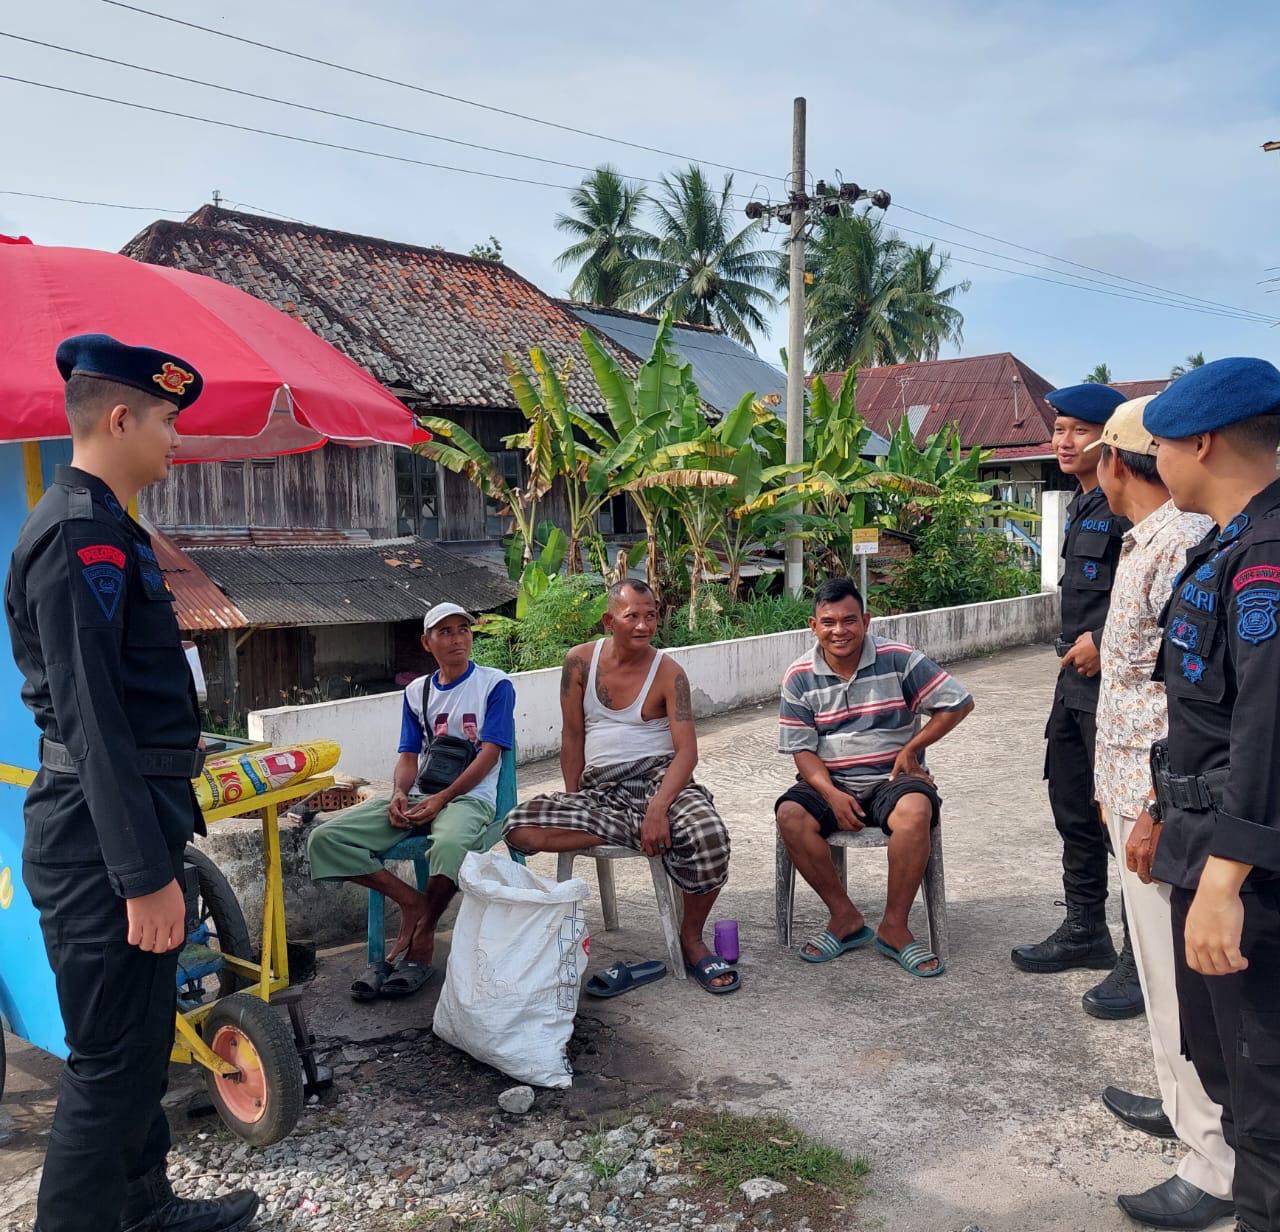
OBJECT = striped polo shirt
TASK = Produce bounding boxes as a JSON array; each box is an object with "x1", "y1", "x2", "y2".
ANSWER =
[{"x1": 778, "y1": 635, "x2": 972, "y2": 790}]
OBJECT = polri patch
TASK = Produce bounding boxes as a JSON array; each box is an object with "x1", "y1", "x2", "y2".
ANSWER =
[
  {"x1": 1218, "y1": 513, "x2": 1250, "y2": 543},
  {"x1": 76, "y1": 544, "x2": 125, "y2": 621},
  {"x1": 1181, "y1": 653, "x2": 1206, "y2": 684},
  {"x1": 1169, "y1": 617, "x2": 1200, "y2": 651},
  {"x1": 1081, "y1": 518, "x2": 1111, "y2": 533},
  {"x1": 1233, "y1": 564, "x2": 1280, "y2": 592},
  {"x1": 1180, "y1": 581, "x2": 1217, "y2": 613},
  {"x1": 1236, "y1": 588, "x2": 1280, "y2": 645},
  {"x1": 1082, "y1": 560, "x2": 1100, "y2": 581}
]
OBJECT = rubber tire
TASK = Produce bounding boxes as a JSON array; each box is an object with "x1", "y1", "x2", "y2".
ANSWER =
[
  {"x1": 183, "y1": 844, "x2": 254, "y2": 999},
  {"x1": 201, "y1": 993, "x2": 303, "y2": 1147}
]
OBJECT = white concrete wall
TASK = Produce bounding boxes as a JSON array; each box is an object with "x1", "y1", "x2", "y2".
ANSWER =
[
  {"x1": 249, "y1": 591, "x2": 1058, "y2": 781},
  {"x1": 1041, "y1": 490, "x2": 1071, "y2": 594}
]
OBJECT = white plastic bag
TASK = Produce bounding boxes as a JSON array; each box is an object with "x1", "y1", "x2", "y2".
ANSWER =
[{"x1": 433, "y1": 850, "x2": 590, "y2": 1088}]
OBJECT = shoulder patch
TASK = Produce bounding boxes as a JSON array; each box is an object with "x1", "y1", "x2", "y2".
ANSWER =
[
  {"x1": 77, "y1": 544, "x2": 125, "y2": 569},
  {"x1": 76, "y1": 544, "x2": 126, "y2": 621},
  {"x1": 1233, "y1": 564, "x2": 1280, "y2": 592},
  {"x1": 1236, "y1": 588, "x2": 1280, "y2": 645}
]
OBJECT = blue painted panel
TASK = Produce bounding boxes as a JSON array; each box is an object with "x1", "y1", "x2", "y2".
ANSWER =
[{"x1": 39, "y1": 438, "x2": 72, "y2": 488}]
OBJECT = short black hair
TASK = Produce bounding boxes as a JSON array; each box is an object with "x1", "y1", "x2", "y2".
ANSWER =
[
  {"x1": 63, "y1": 373, "x2": 163, "y2": 438},
  {"x1": 813, "y1": 576, "x2": 864, "y2": 613},
  {"x1": 1219, "y1": 414, "x2": 1280, "y2": 455},
  {"x1": 1101, "y1": 443, "x2": 1162, "y2": 484},
  {"x1": 607, "y1": 578, "x2": 656, "y2": 608}
]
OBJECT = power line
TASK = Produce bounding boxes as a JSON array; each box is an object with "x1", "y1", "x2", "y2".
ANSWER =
[
  {"x1": 945, "y1": 253, "x2": 1280, "y2": 326},
  {"x1": 893, "y1": 201, "x2": 1266, "y2": 321},
  {"x1": 889, "y1": 219, "x2": 1277, "y2": 325},
  {"x1": 221, "y1": 198, "x2": 306, "y2": 224},
  {"x1": 0, "y1": 75, "x2": 580, "y2": 192},
  {"x1": 0, "y1": 187, "x2": 192, "y2": 212},
  {"x1": 99, "y1": 0, "x2": 789, "y2": 184}
]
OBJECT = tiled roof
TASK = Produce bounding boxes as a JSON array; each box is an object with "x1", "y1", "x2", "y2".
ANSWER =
[
  {"x1": 121, "y1": 207, "x2": 634, "y2": 415},
  {"x1": 180, "y1": 536, "x2": 516, "y2": 628},
  {"x1": 819, "y1": 353, "x2": 1058, "y2": 450},
  {"x1": 1111, "y1": 379, "x2": 1171, "y2": 399}
]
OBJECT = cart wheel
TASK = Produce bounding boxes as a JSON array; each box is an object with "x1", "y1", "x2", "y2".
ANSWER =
[
  {"x1": 202, "y1": 993, "x2": 302, "y2": 1147},
  {"x1": 184, "y1": 844, "x2": 254, "y2": 999}
]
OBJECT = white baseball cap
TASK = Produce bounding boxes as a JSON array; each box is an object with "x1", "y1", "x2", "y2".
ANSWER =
[{"x1": 423, "y1": 602, "x2": 476, "y2": 631}]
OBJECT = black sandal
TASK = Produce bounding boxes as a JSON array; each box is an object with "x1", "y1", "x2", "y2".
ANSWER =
[
  {"x1": 350, "y1": 960, "x2": 391, "y2": 1002},
  {"x1": 585, "y1": 960, "x2": 667, "y2": 999},
  {"x1": 379, "y1": 959, "x2": 437, "y2": 999},
  {"x1": 685, "y1": 955, "x2": 740, "y2": 995}
]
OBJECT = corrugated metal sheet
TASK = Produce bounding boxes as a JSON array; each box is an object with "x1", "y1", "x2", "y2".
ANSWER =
[
  {"x1": 822, "y1": 353, "x2": 1059, "y2": 450},
  {"x1": 183, "y1": 536, "x2": 516, "y2": 628},
  {"x1": 147, "y1": 525, "x2": 248, "y2": 631},
  {"x1": 165, "y1": 527, "x2": 372, "y2": 549},
  {"x1": 1112, "y1": 379, "x2": 1170, "y2": 399}
]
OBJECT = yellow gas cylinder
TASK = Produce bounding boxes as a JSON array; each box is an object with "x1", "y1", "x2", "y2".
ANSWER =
[{"x1": 194, "y1": 740, "x2": 340, "y2": 813}]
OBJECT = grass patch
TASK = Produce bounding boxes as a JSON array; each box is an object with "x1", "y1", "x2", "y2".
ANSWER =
[
  {"x1": 584, "y1": 1130, "x2": 627, "y2": 1181},
  {"x1": 679, "y1": 1109, "x2": 868, "y2": 1229}
]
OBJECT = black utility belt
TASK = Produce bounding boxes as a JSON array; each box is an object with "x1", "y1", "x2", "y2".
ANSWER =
[
  {"x1": 40, "y1": 739, "x2": 205, "y2": 779},
  {"x1": 1150, "y1": 740, "x2": 1228, "y2": 814},
  {"x1": 1054, "y1": 637, "x2": 1072, "y2": 657}
]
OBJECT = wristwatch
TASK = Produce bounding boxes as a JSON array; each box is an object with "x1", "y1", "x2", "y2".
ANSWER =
[{"x1": 1145, "y1": 795, "x2": 1163, "y2": 822}]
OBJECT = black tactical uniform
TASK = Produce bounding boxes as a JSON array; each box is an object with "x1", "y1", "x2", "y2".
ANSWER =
[
  {"x1": 5, "y1": 334, "x2": 257, "y2": 1232},
  {"x1": 1153, "y1": 480, "x2": 1280, "y2": 1232},
  {"x1": 1012, "y1": 482, "x2": 1131, "y2": 974}
]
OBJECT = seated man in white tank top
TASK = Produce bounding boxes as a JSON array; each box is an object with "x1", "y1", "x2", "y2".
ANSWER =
[{"x1": 505, "y1": 580, "x2": 737, "y2": 994}]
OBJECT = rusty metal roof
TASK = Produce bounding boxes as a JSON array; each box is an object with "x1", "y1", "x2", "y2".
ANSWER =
[
  {"x1": 147, "y1": 525, "x2": 248, "y2": 631},
  {"x1": 1111, "y1": 378, "x2": 1170, "y2": 400},
  {"x1": 164, "y1": 527, "x2": 373, "y2": 550},
  {"x1": 821, "y1": 353, "x2": 1059, "y2": 450},
  {"x1": 180, "y1": 536, "x2": 516, "y2": 628}
]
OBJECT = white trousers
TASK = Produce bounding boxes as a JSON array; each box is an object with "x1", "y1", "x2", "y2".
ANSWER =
[{"x1": 1103, "y1": 807, "x2": 1234, "y2": 1200}]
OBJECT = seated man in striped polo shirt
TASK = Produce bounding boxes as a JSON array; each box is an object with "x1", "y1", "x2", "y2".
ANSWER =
[{"x1": 776, "y1": 577, "x2": 974, "y2": 975}]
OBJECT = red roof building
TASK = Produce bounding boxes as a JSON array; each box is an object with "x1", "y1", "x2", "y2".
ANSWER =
[{"x1": 1111, "y1": 378, "x2": 1171, "y2": 400}]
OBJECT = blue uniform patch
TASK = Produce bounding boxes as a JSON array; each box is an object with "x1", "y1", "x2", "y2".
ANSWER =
[
  {"x1": 1180, "y1": 581, "x2": 1217, "y2": 612},
  {"x1": 1169, "y1": 617, "x2": 1200, "y2": 651},
  {"x1": 1080, "y1": 517, "x2": 1112, "y2": 533},
  {"x1": 1217, "y1": 513, "x2": 1250, "y2": 543},
  {"x1": 103, "y1": 492, "x2": 125, "y2": 521},
  {"x1": 1181, "y1": 653, "x2": 1206, "y2": 683},
  {"x1": 137, "y1": 543, "x2": 158, "y2": 563},
  {"x1": 81, "y1": 564, "x2": 124, "y2": 620},
  {"x1": 1194, "y1": 562, "x2": 1216, "y2": 583},
  {"x1": 1236, "y1": 587, "x2": 1280, "y2": 645},
  {"x1": 1082, "y1": 561, "x2": 1100, "y2": 581}
]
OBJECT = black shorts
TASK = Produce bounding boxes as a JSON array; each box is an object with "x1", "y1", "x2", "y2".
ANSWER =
[{"x1": 774, "y1": 775, "x2": 942, "y2": 838}]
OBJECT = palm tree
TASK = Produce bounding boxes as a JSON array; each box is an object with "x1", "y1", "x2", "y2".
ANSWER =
[
  {"x1": 798, "y1": 212, "x2": 968, "y2": 372},
  {"x1": 1170, "y1": 351, "x2": 1206, "y2": 379},
  {"x1": 554, "y1": 166, "x2": 651, "y2": 307},
  {"x1": 1083, "y1": 362, "x2": 1113, "y2": 384},
  {"x1": 626, "y1": 165, "x2": 777, "y2": 348}
]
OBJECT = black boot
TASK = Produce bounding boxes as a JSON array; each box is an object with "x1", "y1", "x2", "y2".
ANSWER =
[
  {"x1": 120, "y1": 1167, "x2": 260, "y2": 1232},
  {"x1": 1083, "y1": 927, "x2": 1145, "y2": 1019},
  {"x1": 1011, "y1": 900, "x2": 1117, "y2": 973}
]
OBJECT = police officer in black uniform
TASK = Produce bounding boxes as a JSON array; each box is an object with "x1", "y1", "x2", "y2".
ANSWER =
[
  {"x1": 1012, "y1": 381, "x2": 1144, "y2": 1019},
  {"x1": 4, "y1": 336, "x2": 260, "y2": 1232},
  {"x1": 1142, "y1": 357, "x2": 1280, "y2": 1232}
]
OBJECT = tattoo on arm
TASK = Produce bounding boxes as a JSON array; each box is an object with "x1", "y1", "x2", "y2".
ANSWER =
[
  {"x1": 560, "y1": 654, "x2": 585, "y2": 698},
  {"x1": 673, "y1": 670, "x2": 693, "y2": 722}
]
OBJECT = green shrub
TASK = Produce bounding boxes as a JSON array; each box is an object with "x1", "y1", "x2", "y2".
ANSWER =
[{"x1": 472, "y1": 574, "x2": 608, "y2": 673}]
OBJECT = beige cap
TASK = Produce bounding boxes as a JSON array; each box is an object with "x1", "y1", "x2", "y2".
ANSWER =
[{"x1": 1083, "y1": 395, "x2": 1158, "y2": 457}]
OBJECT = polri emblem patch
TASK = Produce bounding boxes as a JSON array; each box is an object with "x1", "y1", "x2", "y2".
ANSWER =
[
  {"x1": 76, "y1": 544, "x2": 126, "y2": 620},
  {"x1": 1236, "y1": 588, "x2": 1280, "y2": 646},
  {"x1": 1181, "y1": 653, "x2": 1206, "y2": 684},
  {"x1": 1082, "y1": 561, "x2": 1100, "y2": 581},
  {"x1": 1169, "y1": 618, "x2": 1200, "y2": 651}
]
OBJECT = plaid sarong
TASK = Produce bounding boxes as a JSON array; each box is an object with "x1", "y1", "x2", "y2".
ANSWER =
[{"x1": 503, "y1": 755, "x2": 730, "y2": 895}]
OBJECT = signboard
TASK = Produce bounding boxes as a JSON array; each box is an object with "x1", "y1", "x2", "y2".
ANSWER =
[{"x1": 851, "y1": 528, "x2": 880, "y2": 556}]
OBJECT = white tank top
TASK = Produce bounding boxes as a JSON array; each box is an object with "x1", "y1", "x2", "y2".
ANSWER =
[{"x1": 583, "y1": 639, "x2": 674, "y2": 767}]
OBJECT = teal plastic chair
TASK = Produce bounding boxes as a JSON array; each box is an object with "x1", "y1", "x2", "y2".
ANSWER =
[{"x1": 366, "y1": 744, "x2": 524, "y2": 965}]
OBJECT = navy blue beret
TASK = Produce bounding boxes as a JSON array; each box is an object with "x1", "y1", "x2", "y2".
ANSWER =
[
  {"x1": 1044, "y1": 382, "x2": 1125, "y2": 424},
  {"x1": 55, "y1": 333, "x2": 203, "y2": 410},
  {"x1": 1143, "y1": 357, "x2": 1280, "y2": 439}
]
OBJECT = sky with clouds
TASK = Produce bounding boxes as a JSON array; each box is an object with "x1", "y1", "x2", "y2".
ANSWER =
[{"x1": 3, "y1": 0, "x2": 1277, "y2": 388}]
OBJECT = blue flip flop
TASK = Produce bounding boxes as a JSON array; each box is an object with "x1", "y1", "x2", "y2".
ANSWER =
[
  {"x1": 800, "y1": 925, "x2": 875, "y2": 963},
  {"x1": 585, "y1": 960, "x2": 667, "y2": 999},
  {"x1": 874, "y1": 936, "x2": 945, "y2": 978}
]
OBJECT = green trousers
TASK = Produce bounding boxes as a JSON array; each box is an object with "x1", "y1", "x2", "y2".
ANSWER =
[{"x1": 306, "y1": 793, "x2": 495, "y2": 885}]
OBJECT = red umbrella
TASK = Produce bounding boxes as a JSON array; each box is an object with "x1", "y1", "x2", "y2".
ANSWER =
[{"x1": 0, "y1": 241, "x2": 428, "y2": 458}]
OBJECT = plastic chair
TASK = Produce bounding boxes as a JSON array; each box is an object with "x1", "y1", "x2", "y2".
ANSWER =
[
  {"x1": 555, "y1": 848, "x2": 687, "y2": 980},
  {"x1": 366, "y1": 744, "x2": 523, "y2": 965},
  {"x1": 775, "y1": 826, "x2": 949, "y2": 961}
]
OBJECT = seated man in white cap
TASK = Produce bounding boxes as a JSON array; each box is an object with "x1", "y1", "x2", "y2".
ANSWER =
[{"x1": 307, "y1": 602, "x2": 515, "y2": 1000}]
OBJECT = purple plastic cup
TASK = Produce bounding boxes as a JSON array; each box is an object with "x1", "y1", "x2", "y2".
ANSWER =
[{"x1": 713, "y1": 919, "x2": 740, "y2": 964}]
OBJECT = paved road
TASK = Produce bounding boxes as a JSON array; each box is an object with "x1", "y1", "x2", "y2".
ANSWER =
[{"x1": 2, "y1": 644, "x2": 1217, "y2": 1231}]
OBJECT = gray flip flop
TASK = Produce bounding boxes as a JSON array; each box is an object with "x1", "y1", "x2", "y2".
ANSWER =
[
  {"x1": 379, "y1": 959, "x2": 437, "y2": 999},
  {"x1": 350, "y1": 960, "x2": 391, "y2": 1002}
]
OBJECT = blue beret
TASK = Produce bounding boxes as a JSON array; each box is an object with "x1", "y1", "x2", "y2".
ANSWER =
[
  {"x1": 1143, "y1": 357, "x2": 1280, "y2": 439},
  {"x1": 55, "y1": 333, "x2": 203, "y2": 410},
  {"x1": 1044, "y1": 382, "x2": 1125, "y2": 424}
]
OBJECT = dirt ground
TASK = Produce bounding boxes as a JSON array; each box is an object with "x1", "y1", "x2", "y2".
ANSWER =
[{"x1": 1, "y1": 644, "x2": 1224, "y2": 1231}]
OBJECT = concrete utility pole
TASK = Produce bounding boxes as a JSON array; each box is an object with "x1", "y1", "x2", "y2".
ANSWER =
[{"x1": 784, "y1": 97, "x2": 808, "y2": 598}]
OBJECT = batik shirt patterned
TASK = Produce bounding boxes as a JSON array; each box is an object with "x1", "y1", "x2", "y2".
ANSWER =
[{"x1": 1094, "y1": 500, "x2": 1214, "y2": 818}]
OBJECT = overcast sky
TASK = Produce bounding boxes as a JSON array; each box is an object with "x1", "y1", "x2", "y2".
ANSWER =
[{"x1": 3, "y1": 0, "x2": 1277, "y2": 388}]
